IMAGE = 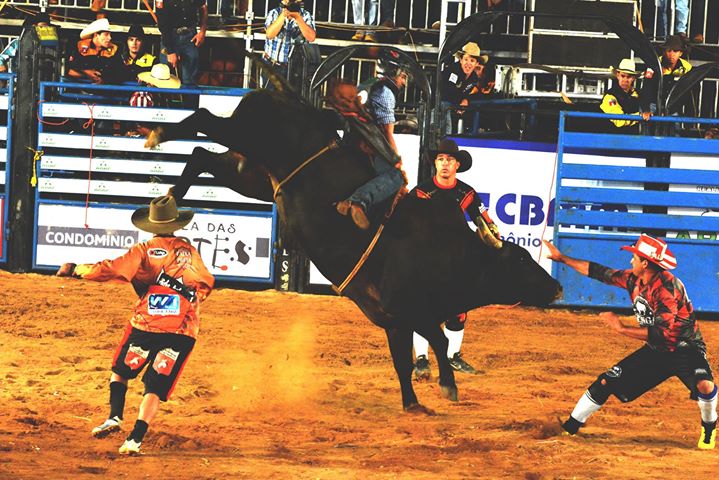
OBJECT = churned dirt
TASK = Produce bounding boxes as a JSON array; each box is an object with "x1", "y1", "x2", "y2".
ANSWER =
[{"x1": 0, "y1": 269, "x2": 717, "y2": 479}]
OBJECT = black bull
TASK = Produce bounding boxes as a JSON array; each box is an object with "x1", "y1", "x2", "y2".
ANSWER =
[{"x1": 146, "y1": 88, "x2": 562, "y2": 412}]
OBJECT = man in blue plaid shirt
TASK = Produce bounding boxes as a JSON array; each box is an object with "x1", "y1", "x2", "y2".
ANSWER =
[{"x1": 263, "y1": 0, "x2": 316, "y2": 86}]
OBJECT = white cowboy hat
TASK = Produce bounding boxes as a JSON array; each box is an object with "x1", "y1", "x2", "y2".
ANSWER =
[
  {"x1": 455, "y1": 42, "x2": 489, "y2": 64},
  {"x1": 138, "y1": 63, "x2": 181, "y2": 89},
  {"x1": 613, "y1": 58, "x2": 639, "y2": 76},
  {"x1": 80, "y1": 18, "x2": 111, "y2": 40}
]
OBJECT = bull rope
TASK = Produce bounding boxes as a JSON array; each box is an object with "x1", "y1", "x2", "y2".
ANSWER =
[
  {"x1": 272, "y1": 139, "x2": 339, "y2": 200},
  {"x1": 334, "y1": 185, "x2": 406, "y2": 295}
]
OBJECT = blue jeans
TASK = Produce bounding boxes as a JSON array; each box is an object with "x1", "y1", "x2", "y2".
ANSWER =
[
  {"x1": 353, "y1": 0, "x2": 379, "y2": 31},
  {"x1": 348, "y1": 155, "x2": 404, "y2": 212},
  {"x1": 657, "y1": 0, "x2": 689, "y2": 37},
  {"x1": 162, "y1": 29, "x2": 200, "y2": 85}
]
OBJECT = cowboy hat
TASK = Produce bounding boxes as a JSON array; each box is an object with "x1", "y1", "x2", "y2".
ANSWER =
[
  {"x1": 131, "y1": 195, "x2": 194, "y2": 234},
  {"x1": 127, "y1": 24, "x2": 146, "y2": 39},
  {"x1": 613, "y1": 58, "x2": 639, "y2": 76},
  {"x1": 80, "y1": 18, "x2": 111, "y2": 40},
  {"x1": 662, "y1": 35, "x2": 687, "y2": 52},
  {"x1": 620, "y1": 234, "x2": 677, "y2": 270},
  {"x1": 455, "y1": 42, "x2": 489, "y2": 65},
  {"x1": 430, "y1": 139, "x2": 473, "y2": 173},
  {"x1": 138, "y1": 63, "x2": 181, "y2": 88},
  {"x1": 23, "y1": 12, "x2": 53, "y2": 27}
]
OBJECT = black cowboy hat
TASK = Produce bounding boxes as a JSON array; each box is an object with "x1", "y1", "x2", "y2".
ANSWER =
[
  {"x1": 430, "y1": 139, "x2": 473, "y2": 172},
  {"x1": 662, "y1": 35, "x2": 687, "y2": 52},
  {"x1": 127, "y1": 24, "x2": 146, "y2": 39},
  {"x1": 23, "y1": 12, "x2": 52, "y2": 27},
  {"x1": 131, "y1": 195, "x2": 194, "y2": 234}
]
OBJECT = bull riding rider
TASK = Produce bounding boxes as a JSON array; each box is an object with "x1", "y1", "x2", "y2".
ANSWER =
[
  {"x1": 411, "y1": 138, "x2": 502, "y2": 379},
  {"x1": 544, "y1": 235, "x2": 717, "y2": 449},
  {"x1": 599, "y1": 58, "x2": 651, "y2": 133},
  {"x1": 335, "y1": 52, "x2": 409, "y2": 230},
  {"x1": 57, "y1": 195, "x2": 214, "y2": 455},
  {"x1": 66, "y1": 18, "x2": 125, "y2": 84}
]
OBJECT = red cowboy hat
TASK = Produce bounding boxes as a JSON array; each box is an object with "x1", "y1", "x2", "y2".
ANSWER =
[{"x1": 620, "y1": 234, "x2": 677, "y2": 270}]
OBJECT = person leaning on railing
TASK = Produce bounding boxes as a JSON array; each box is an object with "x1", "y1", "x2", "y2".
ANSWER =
[
  {"x1": 65, "y1": 18, "x2": 125, "y2": 85},
  {"x1": 599, "y1": 58, "x2": 651, "y2": 134}
]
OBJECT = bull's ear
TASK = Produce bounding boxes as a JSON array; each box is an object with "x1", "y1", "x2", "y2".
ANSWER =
[{"x1": 248, "y1": 51, "x2": 298, "y2": 97}]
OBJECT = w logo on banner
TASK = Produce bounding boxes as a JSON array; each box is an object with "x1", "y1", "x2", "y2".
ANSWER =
[{"x1": 148, "y1": 294, "x2": 180, "y2": 316}]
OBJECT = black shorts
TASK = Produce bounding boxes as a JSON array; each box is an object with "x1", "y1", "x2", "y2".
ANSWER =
[
  {"x1": 111, "y1": 325, "x2": 196, "y2": 402},
  {"x1": 609, "y1": 344, "x2": 714, "y2": 402}
]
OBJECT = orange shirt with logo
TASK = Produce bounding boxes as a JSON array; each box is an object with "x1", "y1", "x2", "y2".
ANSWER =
[{"x1": 75, "y1": 236, "x2": 215, "y2": 339}]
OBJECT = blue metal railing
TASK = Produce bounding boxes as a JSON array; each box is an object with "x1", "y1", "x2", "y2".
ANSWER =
[{"x1": 554, "y1": 110, "x2": 719, "y2": 311}]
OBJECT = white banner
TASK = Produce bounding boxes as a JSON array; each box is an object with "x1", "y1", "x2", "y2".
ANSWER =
[
  {"x1": 38, "y1": 133, "x2": 228, "y2": 155},
  {"x1": 41, "y1": 103, "x2": 194, "y2": 123},
  {"x1": 0, "y1": 95, "x2": 8, "y2": 110},
  {"x1": 41, "y1": 155, "x2": 211, "y2": 178},
  {"x1": 35, "y1": 204, "x2": 274, "y2": 280}
]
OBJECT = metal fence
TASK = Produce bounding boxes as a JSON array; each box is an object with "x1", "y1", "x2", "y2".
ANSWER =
[{"x1": 4, "y1": 0, "x2": 716, "y2": 43}]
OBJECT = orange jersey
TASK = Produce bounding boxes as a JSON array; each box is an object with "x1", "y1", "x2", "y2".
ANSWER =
[{"x1": 75, "y1": 236, "x2": 214, "y2": 339}]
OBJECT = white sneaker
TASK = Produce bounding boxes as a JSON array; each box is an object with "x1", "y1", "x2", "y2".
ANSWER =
[
  {"x1": 118, "y1": 438, "x2": 142, "y2": 455},
  {"x1": 91, "y1": 416, "x2": 122, "y2": 438}
]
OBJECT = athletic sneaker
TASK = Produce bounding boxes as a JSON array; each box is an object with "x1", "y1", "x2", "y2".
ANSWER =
[
  {"x1": 118, "y1": 438, "x2": 142, "y2": 455},
  {"x1": 448, "y1": 351, "x2": 478, "y2": 374},
  {"x1": 698, "y1": 420, "x2": 717, "y2": 449},
  {"x1": 413, "y1": 355, "x2": 431, "y2": 381},
  {"x1": 91, "y1": 416, "x2": 122, "y2": 438}
]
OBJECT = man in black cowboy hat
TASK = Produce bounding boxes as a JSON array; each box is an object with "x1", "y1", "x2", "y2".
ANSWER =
[
  {"x1": 543, "y1": 235, "x2": 717, "y2": 449},
  {"x1": 643, "y1": 35, "x2": 693, "y2": 115},
  {"x1": 56, "y1": 195, "x2": 214, "y2": 455},
  {"x1": 122, "y1": 24, "x2": 158, "y2": 80},
  {"x1": 410, "y1": 139, "x2": 502, "y2": 378}
]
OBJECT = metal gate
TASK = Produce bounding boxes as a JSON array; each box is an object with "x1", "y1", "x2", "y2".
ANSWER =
[
  {"x1": 0, "y1": 73, "x2": 14, "y2": 263},
  {"x1": 553, "y1": 110, "x2": 719, "y2": 312}
]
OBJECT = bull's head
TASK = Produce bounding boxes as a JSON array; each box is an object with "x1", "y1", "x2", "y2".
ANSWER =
[{"x1": 490, "y1": 241, "x2": 563, "y2": 307}]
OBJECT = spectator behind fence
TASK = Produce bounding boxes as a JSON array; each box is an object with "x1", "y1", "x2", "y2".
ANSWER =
[
  {"x1": 220, "y1": 0, "x2": 248, "y2": 26},
  {"x1": 66, "y1": 18, "x2": 125, "y2": 84},
  {"x1": 351, "y1": 0, "x2": 379, "y2": 42},
  {"x1": 0, "y1": 13, "x2": 53, "y2": 73},
  {"x1": 122, "y1": 24, "x2": 158, "y2": 81},
  {"x1": 599, "y1": 59, "x2": 650, "y2": 134},
  {"x1": 643, "y1": 35, "x2": 692, "y2": 115},
  {"x1": 262, "y1": 0, "x2": 316, "y2": 88},
  {"x1": 157, "y1": 0, "x2": 208, "y2": 86},
  {"x1": 440, "y1": 42, "x2": 488, "y2": 135},
  {"x1": 656, "y1": 0, "x2": 689, "y2": 39}
]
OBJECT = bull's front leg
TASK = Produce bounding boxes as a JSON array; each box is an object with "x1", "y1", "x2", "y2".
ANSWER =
[
  {"x1": 385, "y1": 327, "x2": 435, "y2": 415},
  {"x1": 145, "y1": 109, "x2": 239, "y2": 149},
  {"x1": 418, "y1": 324, "x2": 458, "y2": 402}
]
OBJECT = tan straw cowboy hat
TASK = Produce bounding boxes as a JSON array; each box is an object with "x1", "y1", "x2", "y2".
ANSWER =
[
  {"x1": 455, "y1": 42, "x2": 489, "y2": 64},
  {"x1": 138, "y1": 63, "x2": 181, "y2": 88},
  {"x1": 131, "y1": 195, "x2": 194, "y2": 234},
  {"x1": 613, "y1": 58, "x2": 639, "y2": 76},
  {"x1": 80, "y1": 18, "x2": 111, "y2": 40}
]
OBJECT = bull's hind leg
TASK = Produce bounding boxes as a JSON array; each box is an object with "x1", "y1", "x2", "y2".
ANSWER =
[
  {"x1": 171, "y1": 147, "x2": 273, "y2": 202},
  {"x1": 418, "y1": 324, "x2": 458, "y2": 402},
  {"x1": 385, "y1": 327, "x2": 435, "y2": 415},
  {"x1": 145, "y1": 108, "x2": 241, "y2": 151}
]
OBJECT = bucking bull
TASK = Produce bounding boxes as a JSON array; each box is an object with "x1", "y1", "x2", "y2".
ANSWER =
[{"x1": 144, "y1": 60, "x2": 562, "y2": 412}]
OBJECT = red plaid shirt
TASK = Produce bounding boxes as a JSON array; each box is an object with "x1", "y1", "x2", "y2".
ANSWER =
[{"x1": 589, "y1": 262, "x2": 705, "y2": 352}]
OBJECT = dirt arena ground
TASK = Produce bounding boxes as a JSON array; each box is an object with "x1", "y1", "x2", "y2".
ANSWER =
[{"x1": 0, "y1": 269, "x2": 717, "y2": 479}]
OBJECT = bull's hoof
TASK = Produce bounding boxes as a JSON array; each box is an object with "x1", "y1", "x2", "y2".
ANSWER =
[
  {"x1": 404, "y1": 403, "x2": 436, "y2": 416},
  {"x1": 440, "y1": 384, "x2": 459, "y2": 402},
  {"x1": 144, "y1": 127, "x2": 165, "y2": 149}
]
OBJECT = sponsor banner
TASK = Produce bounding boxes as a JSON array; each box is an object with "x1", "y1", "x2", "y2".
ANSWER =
[
  {"x1": 41, "y1": 155, "x2": 209, "y2": 177},
  {"x1": 0, "y1": 94, "x2": 8, "y2": 110},
  {"x1": 667, "y1": 154, "x2": 719, "y2": 240},
  {"x1": 35, "y1": 204, "x2": 274, "y2": 280},
  {"x1": 41, "y1": 103, "x2": 194, "y2": 123},
  {"x1": 198, "y1": 95, "x2": 243, "y2": 118},
  {"x1": 0, "y1": 170, "x2": 5, "y2": 186},
  {"x1": 0, "y1": 196, "x2": 4, "y2": 259},
  {"x1": 38, "y1": 133, "x2": 228, "y2": 155},
  {"x1": 37, "y1": 178, "x2": 267, "y2": 204},
  {"x1": 0, "y1": 126, "x2": 6, "y2": 141}
]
